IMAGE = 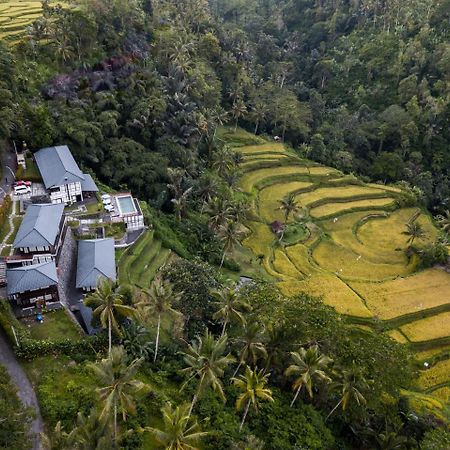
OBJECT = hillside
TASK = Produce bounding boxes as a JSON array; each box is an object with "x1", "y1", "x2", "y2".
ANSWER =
[{"x1": 231, "y1": 133, "x2": 450, "y2": 419}]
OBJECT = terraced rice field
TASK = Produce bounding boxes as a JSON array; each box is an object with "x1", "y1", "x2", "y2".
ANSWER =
[
  {"x1": 0, "y1": 1, "x2": 70, "y2": 43},
  {"x1": 231, "y1": 129, "x2": 450, "y2": 410}
]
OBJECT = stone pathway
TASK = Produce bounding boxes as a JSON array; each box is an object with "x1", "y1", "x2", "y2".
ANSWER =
[
  {"x1": 0, "y1": 197, "x2": 18, "y2": 256},
  {"x1": 0, "y1": 329, "x2": 43, "y2": 449}
]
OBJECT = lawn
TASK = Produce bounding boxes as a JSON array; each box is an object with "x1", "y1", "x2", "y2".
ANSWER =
[
  {"x1": 17, "y1": 157, "x2": 41, "y2": 181},
  {"x1": 349, "y1": 269, "x2": 450, "y2": 320},
  {"x1": 23, "y1": 309, "x2": 83, "y2": 342},
  {"x1": 258, "y1": 181, "x2": 313, "y2": 222},
  {"x1": 310, "y1": 197, "x2": 395, "y2": 219},
  {"x1": 295, "y1": 184, "x2": 389, "y2": 207},
  {"x1": 418, "y1": 359, "x2": 450, "y2": 390},
  {"x1": 400, "y1": 312, "x2": 450, "y2": 343}
]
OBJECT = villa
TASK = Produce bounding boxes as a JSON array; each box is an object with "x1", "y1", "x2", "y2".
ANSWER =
[
  {"x1": 76, "y1": 238, "x2": 116, "y2": 291},
  {"x1": 110, "y1": 192, "x2": 145, "y2": 230},
  {"x1": 34, "y1": 145, "x2": 98, "y2": 205}
]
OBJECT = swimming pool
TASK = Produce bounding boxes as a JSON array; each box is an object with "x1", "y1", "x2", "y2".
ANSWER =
[{"x1": 116, "y1": 195, "x2": 137, "y2": 215}]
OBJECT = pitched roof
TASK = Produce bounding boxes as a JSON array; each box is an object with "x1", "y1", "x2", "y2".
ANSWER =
[
  {"x1": 14, "y1": 203, "x2": 65, "y2": 249},
  {"x1": 34, "y1": 145, "x2": 84, "y2": 189},
  {"x1": 7, "y1": 261, "x2": 58, "y2": 296},
  {"x1": 81, "y1": 174, "x2": 99, "y2": 192},
  {"x1": 76, "y1": 238, "x2": 116, "y2": 289}
]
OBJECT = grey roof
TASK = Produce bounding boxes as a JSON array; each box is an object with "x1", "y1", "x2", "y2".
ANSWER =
[
  {"x1": 34, "y1": 145, "x2": 84, "y2": 189},
  {"x1": 76, "y1": 238, "x2": 116, "y2": 289},
  {"x1": 81, "y1": 174, "x2": 99, "y2": 192},
  {"x1": 7, "y1": 261, "x2": 58, "y2": 296},
  {"x1": 14, "y1": 203, "x2": 65, "y2": 249}
]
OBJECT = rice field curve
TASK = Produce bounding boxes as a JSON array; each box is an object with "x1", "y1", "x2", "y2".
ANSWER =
[{"x1": 234, "y1": 133, "x2": 450, "y2": 417}]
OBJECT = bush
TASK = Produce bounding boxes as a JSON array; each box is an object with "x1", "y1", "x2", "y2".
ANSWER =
[
  {"x1": 0, "y1": 300, "x2": 29, "y2": 345},
  {"x1": 413, "y1": 241, "x2": 449, "y2": 269}
]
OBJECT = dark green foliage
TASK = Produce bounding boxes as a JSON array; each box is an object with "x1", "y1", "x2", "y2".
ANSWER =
[
  {"x1": 0, "y1": 365, "x2": 32, "y2": 450},
  {"x1": 420, "y1": 428, "x2": 450, "y2": 450}
]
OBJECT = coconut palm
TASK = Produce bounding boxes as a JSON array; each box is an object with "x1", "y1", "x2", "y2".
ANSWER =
[
  {"x1": 88, "y1": 346, "x2": 149, "y2": 441},
  {"x1": 326, "y1": 366, "x2": 368, "y2": 421},
  {"x1": 402, "y1": 221, "x2": 426, "y2": 246},
  {"x1": 85, "y1": 278, "x2": 135, "y2": 354},
  {"x1": 211, "y1": 145, "x2": 236, "y2": 178},
  {"x1": 232, "y1": 322, "x2": 267, "y2": 377},
  {"x1": 180, "y1": 330, "x2": 235, "y2": 415},
  {"x1": 205, "y1": 197, "x2": 233, "y2": 231},
  {"x1": 437, "y1": 210, "x2": 450, "y2": 234},
  {"x1": 137, "y1": 278, "x2": 181, "y2": 362},
  {"x1": 41, "y1": 421, "x2": 70, "y2": 450},
  {"x1": 217, "y1": 220, "x2": 245, "y2": 268},
  {"x1": 211, "y1": 284, "x2": 250, "y2": 336},
  {"x1": 278, "y1": 193, "x2": 300, "y2": 223},
  {"x1": 284, "y1": 345, "x2": 333, "y2": 407},
  {"x1": 143, "y1": 402, "x2": 208, "y2": 450},
  {"x1": 231, "y1": 98, "x2": 247, "y2": 132},
  {"x1": 232, "y1": 366, "x2": 274, "y2": 432},
  {"x1": 121, "y1": 321, "x2": 153, "y2": 360}
]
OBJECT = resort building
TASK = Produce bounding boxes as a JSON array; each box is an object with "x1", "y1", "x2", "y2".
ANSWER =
[
  {"x1": 6, "y1": 261, "x2": 59, "y2": 309},
  {"x1": 34, "y1": 145, "x2": 98, "y2": 205},
  {"x1": 76, "y1": 238, "x2": 116, "y2": 291},
  {"x1": 11, "y1": 203, "x2": 65, "y2": 265},
  {"x1": 110, "y1": 193, "x2": 145, "y2": 230}
]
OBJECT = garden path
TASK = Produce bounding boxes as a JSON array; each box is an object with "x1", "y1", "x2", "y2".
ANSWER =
[{"x1": 0, "y1": 329, "x2": 43, "y2": 449}]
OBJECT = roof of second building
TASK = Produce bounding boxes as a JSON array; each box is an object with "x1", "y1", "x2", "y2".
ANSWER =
[
  {"x1": 34, "y1": 145, "x2": 85, "y2": 189},
  {"x1": 14, "y1": 203, "x2": 65, "y2": 249},
  {"x1": 7, "y1": 261, "x2": 58, "y2": 296},
  {"x1": 76, "y1": 238, "x2": 116, "y2": 289}
]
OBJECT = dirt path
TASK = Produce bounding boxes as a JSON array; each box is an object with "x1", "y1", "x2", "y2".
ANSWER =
[{"x1": 0, "y1": 329, "x2": 43, "y2": 449}]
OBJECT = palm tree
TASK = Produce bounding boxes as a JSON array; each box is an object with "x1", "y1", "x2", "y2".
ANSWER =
[
  {"x1": 143, "y1": 402, "x2": 208, "y2": 450},
  {"x1": 218, "y1": 220, "x2": 245, "y2": 268},
  {"x1": 232, "y1": 322, "x2": 267, "y2": 377},
  {"x1": 402, "y1": 221, "x2": 426, "y2": 246},
  {"x1": 211, "y1": 145, "x2": 235, "y2": 178},
  {"x1": 85, "y1": 278, "x2": 135, "y2": 354},
  {"x1": 41, "y1": 421, "x2": 70, "y2": 450},
  {"x1": 231, "y1": 98, "x2": 247, "y2": 132},
  {"x1": 171, "y1": 187, "x2": 193, "y2": 220},
  {"x1": 250, "y1": 101, "x2": 267, "y2": 135},
  {"x1": 326, "y1": 366, "x2": 368, "y2": 421},
  {"x1": 232, "y1": 366, "x2": 274, "y2": 432},
  {"x1": 137, "y1": 278, "x2": 180, "y2": 362},
  {"x1": 437, "y1": 210, "x2": 450, "y2": 234},
  {"x1": 180, "y1": 330, "x2": 235, "y2": 415},
  {"x1": 122, "y1": 321, "x2": 153, "y2": 360},
  {"x1": 278, "y1": 193, "x2": 300, "y2": 223},
  {"x1": 88, "y1": 346, "x2": 149, "y2": 441},
  {"x1": 284, "y1": 345, "x2": 333, "y2": 407},
  {"x1": 205, "y1": 197, "x2": 232, "y2": 231},
  {"x1": 211, "y1": 284, "x2": 250, "y2": 336}
]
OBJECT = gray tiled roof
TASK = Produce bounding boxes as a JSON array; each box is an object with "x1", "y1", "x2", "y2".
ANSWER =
[
  {"x1": 81, "y1": 174, "x2": 99, "y2": 192},
  {"x1": 13, "y1": 203, "x2": 65, "y2": 249},
  {"x1": 34, "y1": 145, "x2": 84, "y2": 189},
  {"x1": 7, "y1": 261, "x2": 58, "y2": 296},
  {"x1": 76, "y1": 238, "x2": 116, "y2": 289}
]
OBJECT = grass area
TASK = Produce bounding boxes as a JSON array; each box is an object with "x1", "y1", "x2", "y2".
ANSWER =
[
  {"x1": 285, "y1": 243, "x2": 321, "y2": 276},
  {"x1": 238, "y1": 143, "x2": 286, "y2": 154},
  {"x1": 17, "y1": 157, "x2": 41, "y2": 181},
  {"x1": 22, "y1": 309, "x2": 83, "y2": 341},
  {"x1": 309, "y1": 197, "x2": 395, "y2": 219},
  {"x1": 431, "y1": 387, "x2": 450, "y2": 403},
  {"x1": 403, "y1": 390, "x2": 450, "y2": 423},
  {"x1": 416, "y1": 345, "x2": 450, "y2": 362},
  {"x1": 349, "y1": 269, "x2": 450, "y2": 320},
  {"x1": 258, "y1": 181, "x2": 313, "y2": 223},
  {"x1": 400, "y1": 312, "x2": 450, "y2": 343},
  {"x1": 387, "y1": 329, "x2": 409, "y2": 343},
  {"x1": 1, "y1": 245, "x2": 11, "y2": 255},
  {"x1": 6, "y1": 216, "x2": 22, "y2": 244},
  {"x1": 273, "y1": 248, "x2": 303, "y2": 279},
  {"x1": 418, "y1": 359, "x2": 450, "y2": 390}
]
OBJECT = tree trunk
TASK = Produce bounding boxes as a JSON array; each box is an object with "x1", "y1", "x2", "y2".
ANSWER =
[
  {"x1": 114, "y1": 403, "x2": 117, "y2": 442},
  {"x1": 154, "y1": 314, "x2": 161, "y2": 362},
  {"x1": 220, "y1": 250, "x2": 226, "y2": 268},
  {"x1": 239, "y1": 400, "x2": 251, "y2": 432},
  {"x1": 254, "y1": 120, "x2": 259, "y2": 135},
  {"x1": 232, "y1": 361, "x2": 242, "y2": 379},
  {"x1": 221, "y1": 319, "x2": 228, "y2": 337},
  {"x1": 108, "y1": 314, "x2": 112, "y2": 355},
  {"x1": 234, "y1": 119, "x2": 238, "y2": 133},
  {"x1": 290, "y1": 385, "x2": 302, "y2": 407},
  {"x1": 188, "y1": 393, "x2": 198, "y2": 417},
  {"x1": 325, "y1": 397, "x2": 343, "y2": 422}
]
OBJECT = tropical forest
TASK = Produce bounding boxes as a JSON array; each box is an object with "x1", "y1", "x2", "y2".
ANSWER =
[{"x1": 0, "y1": 0, "x2": 450, "y2": 449}]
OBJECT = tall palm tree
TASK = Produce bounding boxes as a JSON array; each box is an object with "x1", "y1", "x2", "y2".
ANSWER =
[
  {"x1": 232, "y1": 366, "x2": 274, "y2": 432},
  {"x1": 143, "y1": 403, "x2": 208, "y2": 450},
  {"x1": 85, "y1": 278, "x2": 135, "y2": 354},
  {"x1": 251, "y1": 101, "x2": 267, "y2": 135},
  {"x1": 278, "y1": 193, "x2": 300, "y2": 223},
  {"x1": 88, "y1": 346, "x2": 149, "y2": 441},
  {"x1": 180, "y1": 330, "x2": 235, "y2": 415},
  {"x1": 41, "y1": 421, "x2": 70, "y2": 450},
  {"x1": 211, "y1": 145, "x2": 236, "y2": 178},
  {"x1": 437, "y1": 210, "x2": 450, "y2": 234},
  {"x1": 137, "y1": 278, "x2": 180, "y2": 362},
  {"x1": 326, "y1": 366, "x2": 368, "y2": 421},
  {"x1": 205, "y1": 197, "x2": 232, "y2": 231},
  {"x1": 218, "y1": 220, "x2": 245, "y2": 268},
  {"x1": 284, "y1": 345, "x2": 333, "y2": 407},
  {"x1": 402, "y1": 221, "x2": 426, "y2": 246},
  {"x1": 232, "y1": 322, "x2": 267, "y2": 377},
  {"x1": 211, "y1": 284, "x2": 250, "y2": 336},
  {"x1": 231, "y1": 98, "x2": 247, "y2": 132}
]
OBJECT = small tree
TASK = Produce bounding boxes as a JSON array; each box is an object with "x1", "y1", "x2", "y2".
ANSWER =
[
  {"x1": 217, "y1": 220, "x2": 245, "y2": 268},
  {"x1": 403, "y1": 221, "x2": 426, "y2": 246}
]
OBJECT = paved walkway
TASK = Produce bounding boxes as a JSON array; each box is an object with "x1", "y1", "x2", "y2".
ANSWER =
[{"x1": 0, "y1": 329, "x2": 43, "y2": 449}]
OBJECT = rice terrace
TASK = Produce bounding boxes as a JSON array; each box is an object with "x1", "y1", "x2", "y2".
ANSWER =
[{"x1": 227, "y1": 129, "x2": 450, "y2": 420}]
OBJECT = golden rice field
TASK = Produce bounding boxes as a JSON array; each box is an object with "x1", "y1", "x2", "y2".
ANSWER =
[
  {"x1": 418, "y1": 359, "x2": 450, "y2": 390},
  {"x1": 296, "y1": 184, "x2": 388, "y2": 206},
  {"x1": 258, "y1": 181, "x2": 313, "y2": 222},
  {"x1": 233, "y1": 136, "x2": 450, "y2": 407},
  {"x1": 431, "y1": 387, "x2": 450, "y2": 403},
  {"x1": 349, "y1": 269, "x2": 450, "y2": 320},
  {"x1": 400, "y1": 311, "x2": 450, "y2": 342},
  {"x1": 310, "y1": 197, "x2": 395, "y2": 219}
]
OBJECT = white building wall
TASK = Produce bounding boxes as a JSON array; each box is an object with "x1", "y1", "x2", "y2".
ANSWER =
[{"x1": 49, "y1": 182, "x2": 83, "y2": 205}]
